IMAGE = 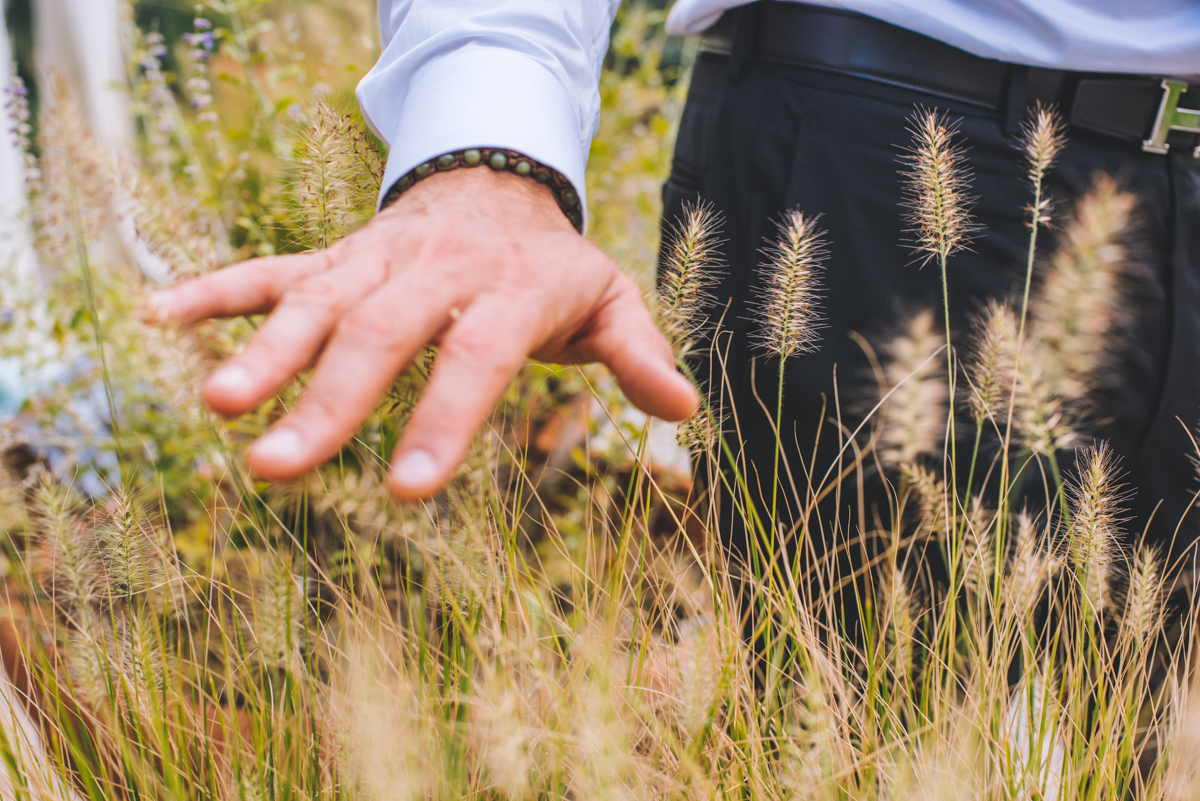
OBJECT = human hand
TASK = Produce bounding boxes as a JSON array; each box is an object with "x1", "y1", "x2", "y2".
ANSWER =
[{"x1": 146, "y1": 167, "x2": 698, "y2": 499}]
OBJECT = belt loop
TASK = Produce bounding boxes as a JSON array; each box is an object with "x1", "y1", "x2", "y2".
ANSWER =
[
  {"x1": 1004, "y1": 65, "x2": 1030, "y2": 137},
  {"x1": 727, "y1": 2, "x2": 764, "y2": 82}
]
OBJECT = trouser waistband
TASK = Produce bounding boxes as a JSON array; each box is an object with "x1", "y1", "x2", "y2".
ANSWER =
[{"x1": 700, "y1": 1, "x2": 1200, "y2": 157}]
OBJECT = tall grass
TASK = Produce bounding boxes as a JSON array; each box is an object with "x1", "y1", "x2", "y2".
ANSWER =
[{"x1": 0, "y1": 2, "x2": 1196, "y2": 799}]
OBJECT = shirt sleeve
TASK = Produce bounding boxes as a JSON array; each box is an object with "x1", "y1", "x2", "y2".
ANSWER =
[{"x1": 356, "y1": 0, "x2": 621, "y2": 221}]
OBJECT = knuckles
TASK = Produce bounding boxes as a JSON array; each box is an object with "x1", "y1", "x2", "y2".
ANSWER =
[
  {"x1": 439, "y1": 330, "x2": 523, "y2": 375},
  {"x1": 282, "y1": 265, "x2": 360, "y2": 312},
  {"x1": 332, "y1": 308, "x2": 405, "y2": 351}
]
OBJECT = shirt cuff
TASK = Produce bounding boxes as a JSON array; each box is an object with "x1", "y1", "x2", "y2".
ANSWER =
[{"x1": 369, "y1": 47, "x2": 590, "y2": 228}]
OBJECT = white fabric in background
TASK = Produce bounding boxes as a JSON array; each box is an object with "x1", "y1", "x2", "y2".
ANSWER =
[
  {"x1": 667, "y1": 0, "x2": 1200, "y2": 75},
  {"x1": 0, "y1": 4, "x2": 36, "y2": 283},
  {"x1": 33, "y1": 0, "x2": 133, "y2": 148},
  {"x1": 359, "y1": 0, "x2": 1200, "y2": 217}
]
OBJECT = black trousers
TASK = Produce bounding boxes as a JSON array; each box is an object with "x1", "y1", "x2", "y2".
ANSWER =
[{"x1": 661, "y1": 47, "x2": 1200, "y2": 572}]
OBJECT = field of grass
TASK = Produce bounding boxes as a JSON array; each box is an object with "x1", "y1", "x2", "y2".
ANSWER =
[{"x1": 1, "y1": 1, "x2": 1199, "y2": 799}]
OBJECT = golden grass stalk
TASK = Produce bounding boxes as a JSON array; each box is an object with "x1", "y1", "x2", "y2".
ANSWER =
[
  {"x1": 658, "y1": 200, "x2": 724, "y2": 351},
  {"x1": 753, "y1": 209, "x2": 826, "y2": 359},
  {"x1": 1019, "y1": 102, "x2": 1067, "y2": 191},
  {"x1": 900, "y1": 461, "x2": 947, "y2": 539},
  {"x1": 32, "y1": 478, "x2": 101, "y2": 626},
  {"x1": 961, "y1": 497, "x2": 997, "y2": 595},
  {"x1": 252, "y1": 550, "x2": 301, "y2": 669},
  {"x1": 295, "y1": 100, "x2": 380, "y2": 250},
  {"x1": 899, "y1": 109, "x2": 978, "y2": 267},
  {"x1": 1004, "y1": 511, "x2": 1057, "y2": 618},
  {"x1": 1029, "y1": 175, "x2": 1137, "y2": 404},
  {"x1": 1067, "y1": 443, "x2": 1126, "y2": 616},
  {"x1": 1119, "y1": 544, "x2": 1165, "y2": 653},
  {"x1": 880, "y1": 309, "x2": 949, "y2": 467},
  {"x1": 966, "y1": 300, "x2": 1019, "y2": 426}
]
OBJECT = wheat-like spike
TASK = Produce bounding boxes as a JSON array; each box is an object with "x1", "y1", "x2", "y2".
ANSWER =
[
  {"x1": 676, "y1": 404, "x2": 723, "y2": 457},
  {"x1": 966, "y1": 300, "x2": 1020, "y2": 425},
  {"x1": 900, "y1": 109, "x2": 980, "y2": 266},
  {"x1": 1120, "y1": 544, "x2": 1164, "y2": 649},
  {"x1": 1068, "y1": 443, "x2": 1127, "y2": 616},
  {"x1": 295, "y1": 101, "x2": 368, "y2": 250},
  {"x1": 348, "y1": 117, "x2": 385, "y2": 198},
  {"x1": 882, "y1": 567, "x2": 915, "y2": 683},
  {"x1": 753, "y1": 209, "x2": 826, "y2": 358},
  {"x1": 1019, "y1": 102, "x2": 1067, "y2": 197},
  {"x1": 879, "y1": 309, "x2": 949, "y2": 466},
  {"x1": 97, "y1": 484, "x2": 162, "y2": 606},
  {"x1": 1029, "y1": 175, "x2": 1137, "y2": 403},
  {"x1": 1012, "y1": 349, "x2": 1078, "y2": 455},
  {"x1": 658, "y1": 201, "x2": 725, "y2": 350},
  {"x1": 254, "y1": 550, "x2": 300, "y2": 667},
  {"x1": 962, "y1": 497, "x2": 998, "y2": 594},
  {"x1": 32, "y1": 478, "x2": 101, "y2": 623},
  {"x1": 1004, "y1": 511, "x2": 1056, "y2": 617},
  {"x1": 32, "y1": 79, "x2": 107, "y2": 267},
  {"x1": 900, "y1": 461, "x2": 947, "y2": 539}
]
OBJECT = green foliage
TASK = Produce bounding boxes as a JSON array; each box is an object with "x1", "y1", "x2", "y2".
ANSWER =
[{"x1": 0, "y1": 1, "x2": 1195, "y2": 800}]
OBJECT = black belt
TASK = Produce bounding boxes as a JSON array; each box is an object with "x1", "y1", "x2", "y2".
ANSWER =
[{"x1": 701, "y1": 2, "x2": 1200, "y2": 156}]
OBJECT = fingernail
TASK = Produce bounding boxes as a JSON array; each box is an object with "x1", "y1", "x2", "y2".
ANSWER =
[
  {"x1": 251, "y1": 427, "x2": 304, "y2": 466},
  {"x1": 141, "y1": 290, "x2": 175, "y2": 323},
  {"x1": 391, "y1": 449, "x2": 439, "y2": 489},
  {"x1": 207, "y1": 364, "x2": 253, "y2": 397}
]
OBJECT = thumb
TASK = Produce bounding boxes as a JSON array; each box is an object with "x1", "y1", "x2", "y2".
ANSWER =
[{"x1": 585, "y1": 275, "x2": 700, "y2": 422}]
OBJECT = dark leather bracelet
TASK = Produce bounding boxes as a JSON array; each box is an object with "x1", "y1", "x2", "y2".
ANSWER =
[{"x1": 379, "y1": 147, "x2": 585, "y2": 232}]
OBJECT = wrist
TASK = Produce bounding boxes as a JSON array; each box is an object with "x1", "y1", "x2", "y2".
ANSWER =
[
  {"x1": 380, "y1": 147, "x2": 584, "y2": 232},
  {"x1": 381, "y1": 165, "x2": 575, "y2": 232}
]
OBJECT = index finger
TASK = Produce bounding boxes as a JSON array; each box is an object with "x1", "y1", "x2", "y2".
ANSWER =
[{"x1": 145, "y1": 250, "x2": 332, "y2": 325}]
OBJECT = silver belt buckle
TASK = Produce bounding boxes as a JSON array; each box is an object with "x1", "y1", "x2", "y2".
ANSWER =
[{"x1": 1143, "y1": 79, "x2": 1200, "y2": 158}]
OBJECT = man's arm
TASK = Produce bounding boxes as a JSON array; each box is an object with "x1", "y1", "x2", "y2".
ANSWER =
[{"x1": 146, "y1": 2, "x2": 698, "y2": 500}]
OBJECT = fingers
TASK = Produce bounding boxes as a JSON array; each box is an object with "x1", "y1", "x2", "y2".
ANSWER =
[
  {"x1": 144, "y1": 250, "x2": 332, "y2": 325},
  {"x1": 246, "y1": 277, "x2": 456, "y2": 481},
  {"x1": 388, "y1": 299, "x2": 533, "y2": 499},
  {"x1": 203, "y1": 262, "x2": 389, "y2": 416},
  {"x1": 583, "y1": 275, "x2": 700, "y2": 423}
]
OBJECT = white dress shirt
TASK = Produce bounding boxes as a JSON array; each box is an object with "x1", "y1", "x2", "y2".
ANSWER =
[{"x1": 357, "y1": 0, "x2": 1200, "y2": 218}]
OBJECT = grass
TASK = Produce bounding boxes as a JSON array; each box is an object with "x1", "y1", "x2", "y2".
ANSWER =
[{"x1": 0, "y1": 1, "x2": 1198, "y2": 799}]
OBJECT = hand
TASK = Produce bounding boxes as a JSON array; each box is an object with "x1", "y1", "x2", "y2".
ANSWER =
[{"x1": 146, "y1": 167, "x2": 698, "y2": 499}]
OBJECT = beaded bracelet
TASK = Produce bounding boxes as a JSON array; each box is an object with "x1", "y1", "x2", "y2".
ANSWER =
[{"x1": 379, "y1": 147, "x2": 584, "y2": 233}]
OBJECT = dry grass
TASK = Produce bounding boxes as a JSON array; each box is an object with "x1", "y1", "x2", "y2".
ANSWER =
[{"x1": 0, "y1": 3, "x2": 1196, "y2": 800}]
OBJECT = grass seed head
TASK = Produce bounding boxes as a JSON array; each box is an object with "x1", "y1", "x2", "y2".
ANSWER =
[
  {"x1": 1068, "y1": 443, "x2": 1127, "y2": 614},
  {"x1": 966, "y1": 300, "x2": 1020, "y2": 425},
  {"x1": 901, "y1": 461, "x2": 947, "y2": 539},
  {"x1": 1029, "y1": 174, "x2": 1137, "y2": 402},
  {"x1": 1120, "y1": 544, "x2": 1164, "y2": 649},
  {"x1": 753, "y1": 209, "x2": 826, "y2": 358},
  {"x1": 880, "y1": 309, "x2": 949, "y2": 466},
  {"x1": 32, "y1": 478, "x2": 102, "y2": 623},
  {"x1": 1004, "y1": 512, "x2": 1055, "y2": 617},
  {"x1": 882, "y1": 567, "x2": 915, "y2": 683},
  {"x1": 675, "y1": 403, "x2": 722, "y2": 457},
  {"x1": 294, "y1": 100, "x2": 379, "y2": 250},
  {"x1": 1019, "y1": 102, "x2": 1067, "y2": 193},
  {"x1": 1012, "y1": 350, "x2": 1079, "y2": 455},
  {"x1": 962, "y1": 497, "x2": 998, "y2": 595},
  {"x1": 253, "y1": 551, "x2": 301, "y2": 668},
  {"x1": 658, "y1": 200, "x2": 725, "y2": 350},
  {"x1": 900, "y1": 109, "x2": 979, "y2": 265},
  {"x1": 97, "y1": 484, "x2": 163, "y2": 605}
]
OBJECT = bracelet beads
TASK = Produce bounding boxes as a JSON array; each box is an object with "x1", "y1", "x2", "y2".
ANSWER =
[{"x1": 380, "y1": 147, "x2": 584, "y2": 233}]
